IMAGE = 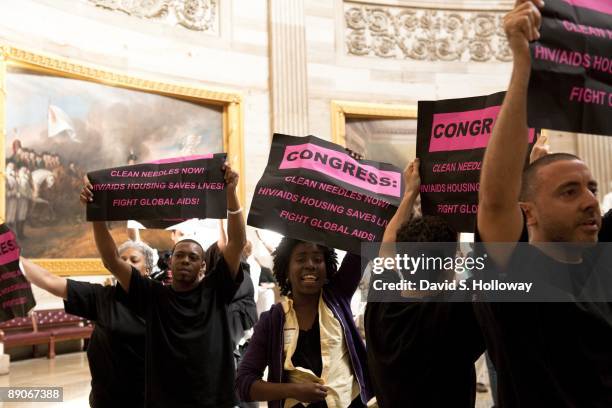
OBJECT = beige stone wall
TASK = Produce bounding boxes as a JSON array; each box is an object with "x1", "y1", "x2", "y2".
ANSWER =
[{"x1": 0, "y1": 0, "x2": 271, "y2": 208}]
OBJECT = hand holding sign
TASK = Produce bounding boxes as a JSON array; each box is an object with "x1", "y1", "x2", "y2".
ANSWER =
[
  {"x1": 80, "y1": 176, "x2": 93, "y2": 204},
  {"x1": 527, "y1": 0, "x2": 611, "y2": 135},
  {"x1": 0, "y1": 224, "x2": 36, "y2": 321},
  {"x1": 404, "y1": 158, "x2": 421, "y2": 196},
  {"x1": 248, "y1": 134, "x2": 403, "y2": 254},
  {"x1": 222, "y1": 162, "x2": 239, "y2": 192},
  {"x1": 504, "y1": 0, "x2": 544, "y2": 61}
]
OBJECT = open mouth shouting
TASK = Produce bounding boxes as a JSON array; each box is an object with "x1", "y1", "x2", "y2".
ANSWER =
[{"x1": 301, "y1": 273, "x2": 321, "y2": 286}]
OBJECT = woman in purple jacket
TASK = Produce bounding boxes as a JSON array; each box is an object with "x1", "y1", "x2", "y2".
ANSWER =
[{"x1": 236, "y1": 237, "x2": 373, "y2": 408}]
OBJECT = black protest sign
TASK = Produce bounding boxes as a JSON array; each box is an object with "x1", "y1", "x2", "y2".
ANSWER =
[
  {"x1": 87, "y1": 154, "x2": 227, "y2": 222},
  {"x1": 528, "y1": 0, "x2": 612, "y2": 136},
  {"x1": 248, "y1": 134, "x2": 403, "y2": 254},
  {"x1": 0, "y1": 224, "x2": 35, "y2": 322},
  {"x1": 417, "y1": 92, "x2": 536, "y2": 232}
]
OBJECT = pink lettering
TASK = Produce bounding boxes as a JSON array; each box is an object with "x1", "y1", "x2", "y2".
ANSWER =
[
  {"x1": 298, "y1": 196, "x2": 346, "y2": 215},
  {"x1": 421, "y1": 183, "x2": 480, "y2": 193},
  {"x1": 429, "y1": 106, "x2": 535, "y2": 152},
  {"x1": 562, "y1": 0, "x2": 612, "y2": 16},
  {"x1": 562, "y1": 20, "x2": 607, "y2": 39},
  {"x1": 569, "y1": 86, "x2": 608, "y2": 105},
  {"x1": 437, "y1": 204, "x2": 460, "y2": 214},
  {"x1": 279, "y1": 143, "x2": 401, "y2": 198},
  {"x1": 279, "y1": 209, "x2": 310, "y2": 224}
]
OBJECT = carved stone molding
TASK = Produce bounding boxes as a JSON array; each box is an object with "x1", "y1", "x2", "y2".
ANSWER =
[
  {"x1": 344, "y1": 1, "x2": 512, "y2": 62},
  {"x1": 88, "y1": 0, "x2": 219, "y2": 33}
]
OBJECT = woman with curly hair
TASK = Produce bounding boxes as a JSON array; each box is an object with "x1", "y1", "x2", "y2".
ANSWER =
[{"x1": 236, "y1": 237, "x2": 373, "y2": 407}]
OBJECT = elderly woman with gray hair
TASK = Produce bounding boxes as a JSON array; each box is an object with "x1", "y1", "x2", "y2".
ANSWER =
[{"x1": 21, "y1": 237, "x2": 156, "y2": 408}]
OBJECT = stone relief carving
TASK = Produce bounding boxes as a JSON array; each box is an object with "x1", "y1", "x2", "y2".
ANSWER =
[
  {"x1": 345, "y1": 2, "x2": 512, "y2": 62},
  {"x1": 88, "y1": 0, "x2": 218, "y2": 33}
]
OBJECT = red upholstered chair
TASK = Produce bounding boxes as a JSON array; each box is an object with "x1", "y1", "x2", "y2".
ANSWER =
[
  {"x1": 0, "y1": 314, "x2": 51, "y2": 357},
  {"x1": 34, "y1": 309, "x2": 93, "y2": 358},
  {"x1": 0, "y1": 309, "x2": 93, "y2": 359}
]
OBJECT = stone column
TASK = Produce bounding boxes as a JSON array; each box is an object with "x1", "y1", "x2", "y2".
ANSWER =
[
  {"x1": 268, "y1": 0, "x2": 309, "y2": 136},
  {"x1": 577, "y1": 134, "x2": 612, "y2": 198}
]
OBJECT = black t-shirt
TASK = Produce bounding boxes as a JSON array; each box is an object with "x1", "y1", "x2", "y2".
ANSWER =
[
  {"x1": 227, "y1": 266, "x2": 257, "y2": 349},
  {"x1": 64, "y1": 278, "x2": 145, "y2": 408},
  {"x1": 127, "y1": 255, "x2": 244, "y2": 408},
  {"x1": 259, "y1": 266, "x2": 276, "y2": 284},
  {"x1": 473, "y1": 241, "x2": 612, "y2": 407},
  {"x1": 292, "y1": 319, "x2": 323, "y2": 378},
  {"x1": 292, "y1": 323, "x2": 326, "y2": 408},
  {"x1": 365, "y1": 270, "x2": 485, "y2": 408}
]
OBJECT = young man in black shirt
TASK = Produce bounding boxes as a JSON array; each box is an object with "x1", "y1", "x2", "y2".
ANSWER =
[
  {"x1": 477, "y1": 1, "x2": 611, "y2": 406},
  {"x1": 82, "y1": 163, "x2": 246, "y2": 408},
  {"x1": 365, "y1": 159, "x2": 485, "y2": 407}
]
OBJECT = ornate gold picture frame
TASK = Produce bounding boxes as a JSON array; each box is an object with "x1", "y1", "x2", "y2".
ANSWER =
[
  {"x1": 331, "y1": 100, "x2": 418, "y2": 169},
  {"x1": 0, "y1": 45, "x2": 244, "y2": 276}
]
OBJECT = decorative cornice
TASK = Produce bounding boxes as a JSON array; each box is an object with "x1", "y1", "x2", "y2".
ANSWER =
[
  {"x1": 88, "y1": 0, "x2": 219, "y2": 33},
  {"x1": 34, "y1": 259, "x2": 109, "y2": 277},
  {"x1": 345, "y1": 0, "x2": 514, "y2": 12},
  {"x1": 344, "y1": 1, "x2": 512, "y2": 62},
  {"x1": 0, "y1": 46, "x2": 240, "y2": 104}
]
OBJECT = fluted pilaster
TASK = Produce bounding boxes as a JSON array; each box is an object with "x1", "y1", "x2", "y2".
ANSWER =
[{"x1": 268, "y1": 0, "x2": 309, "y2": 136}]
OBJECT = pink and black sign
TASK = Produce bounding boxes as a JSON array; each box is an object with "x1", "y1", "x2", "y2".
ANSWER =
[
  {"x1": 528, "y1": 0, "x2": 612, "y2": 136},
  {"x1": 86, "y1": 154, "x2": 228, "y2": 222},
  {"x1": 0, "y1": 225, "x2": 35, "y2": 322},
  {"x1": 417, "y1": 92, "x2": 536, "y2": 232},
  {"x1": 248, "y1": 134, "x2": 403, "y2": 254}
]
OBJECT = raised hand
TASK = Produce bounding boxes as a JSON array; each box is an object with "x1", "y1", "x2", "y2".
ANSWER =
[
  {"x1": 80, "y1": 176, "x2": 94, "y2": 204},
  {"x1": 404, "y1": 158, "x2": 421, "y2": 195},
  {"x1": 503, "y1": 0, "x2": 544, "y2": 62},
  {"x1": 222, "y1": 162, "x2": 239, "y2": 191},
  {"x1": 530, "y1": 132, "x2": 550, "y2": 163}
]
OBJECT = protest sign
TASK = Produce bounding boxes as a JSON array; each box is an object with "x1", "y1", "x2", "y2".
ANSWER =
[
  {"x1": 87, "y1": 154, "x2": 227, "y2": 222},
  {"x1": 0, "y1": 224, "x2": 35, "y2": 322},
  {"x1": 248, "y1": 134, "x2": 403, "y2": 254},
  {"x1": 528, "y1": 0, "x2": 612, "y2": 136},
  {"x1": 417, "y1": 92, "x2": 536, "y2": 232}
]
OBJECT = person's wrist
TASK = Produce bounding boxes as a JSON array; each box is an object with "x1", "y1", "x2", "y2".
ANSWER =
[
  {"x1": 227, "y1": 207, "x2": 242, "y2": 215},
  {"x1": 405, "y1": 184, "x2": 420, "y2": 196},
  {"x1": 510, "y1": 45, "x2": 532, "y2": 65},
  {"x1": 285, "y1": 383, "x2": 298, "y2": 399}
]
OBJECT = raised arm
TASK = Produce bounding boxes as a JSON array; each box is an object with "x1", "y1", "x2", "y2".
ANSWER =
[
  {"x1": 20, "y1": 258, "x2": 67, "y2": 299},
  {"x1": 216, "y1": 219, "x2": 227, "y2": 251},
  {"x1": 80, "y1": 179, "x2": 132, "y2": 291},
  {"x1": 222, "y1": 163, "x2": 247, "y2": 279},
  {"x1": 379, "y1": 158, "x2": 421, "y2": 258},
  {"x1": 478, "y1": 0, "x2": 543, "y2": 246}
]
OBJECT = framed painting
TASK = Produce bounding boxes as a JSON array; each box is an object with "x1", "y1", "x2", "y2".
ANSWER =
[
  {"x1": 0, "y1": 45, "x2": 244, "y2": 275},
  {"x1": 331, "y1": 100, "x2": 418, "y2": 169}
]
